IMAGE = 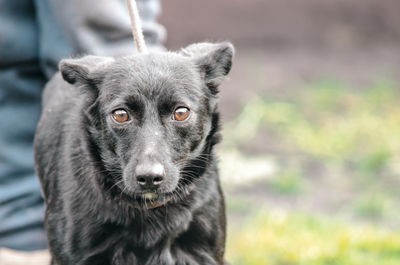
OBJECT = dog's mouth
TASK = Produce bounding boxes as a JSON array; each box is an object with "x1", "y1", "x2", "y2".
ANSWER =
[
  {"x1": 142, "y1": 192, "x2": 159, "y2": 200},
  {"x1": 127, "y1": 192, "x2": 173, "y2": 210},
  {"x1": 140, "y1": 192, "x2": 172, "y2": 209}
]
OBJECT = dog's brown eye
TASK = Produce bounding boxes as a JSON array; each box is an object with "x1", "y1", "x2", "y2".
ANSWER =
[
  {"x1": 173, "y1": 107, "x2": 190, "y2": 121},
  {"x1": 112, "y1": 109, "x2": 129, "y2": 123}
]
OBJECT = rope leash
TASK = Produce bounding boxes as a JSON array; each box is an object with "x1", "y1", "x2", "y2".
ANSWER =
[{"x1": 125, "y1": 0, "x2": 148, "y2": 53}]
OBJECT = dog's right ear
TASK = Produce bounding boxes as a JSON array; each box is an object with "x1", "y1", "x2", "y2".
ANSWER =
[
  {"x1": 59, "y1": 56, "x2": 114, "y2": 86},
  {"x1": 181, "y1": 42, "x2": 234, "y2": 94}
]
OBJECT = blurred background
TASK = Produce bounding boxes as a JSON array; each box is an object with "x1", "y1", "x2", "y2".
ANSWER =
[{"x1": 160, "y1": 1, "x2": 400, "y2": 264}]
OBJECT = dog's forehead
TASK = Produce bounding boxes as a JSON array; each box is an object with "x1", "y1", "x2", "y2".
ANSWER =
[{"x1": 101, "y1": 53, "x2": 202, "y2": 97}]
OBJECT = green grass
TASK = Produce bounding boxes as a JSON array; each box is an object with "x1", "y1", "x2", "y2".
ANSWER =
[
  {"x1": 222, "y1": 78, "x2": 400, "y2": 264},
  {"x1": 354, "y1": 193, "x2": 391, "y2": 219},
  {"x1": 223, "y1": 78, "x2": 400, "y2": 219},
  {"x1": 270, "y1": 169, "x2": 303, "y2": 194},
  {"x1": 226, "y1": 195, "x2": 254, "y2": 214},
  {"x1": 226, "y1": 78, "x2": 400, "y2": 172},
  {"x1": 226, "y1": 210, "x2": 400, "y2": 265}
]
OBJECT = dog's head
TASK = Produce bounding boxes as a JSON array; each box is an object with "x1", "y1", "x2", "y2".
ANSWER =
[{"x1": 59, "y1": 42, "x2": 234, "y2": 209}]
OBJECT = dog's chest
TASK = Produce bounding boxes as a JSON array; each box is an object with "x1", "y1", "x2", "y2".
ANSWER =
[{"x1": 80, "y1": 225, "x2": 209, "y2": 265}]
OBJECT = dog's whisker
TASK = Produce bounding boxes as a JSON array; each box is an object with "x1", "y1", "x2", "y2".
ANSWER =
[{"x1": 106, "y1": 178, "x2": 124, "y2": 194}]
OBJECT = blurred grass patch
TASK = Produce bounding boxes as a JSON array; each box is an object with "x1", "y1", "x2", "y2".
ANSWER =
[
  {"x1": 226, "y1": 195, "x2": 254, "y2": 214},
  {"x1": 222, "y1": 77, "x2": 400, "y2": 227},
  {"x1": 226, "y1": 78, "x2": 400, "y2": 175},
  {"x1": 354, "y1": 193, "x2": 391, "y2": 219},
  {"x1": 270, "y1": 169, "x2": 303, "y2": 194},
  {"x1": 226, "y1": 210, "x2": 400, "y2": 265}
]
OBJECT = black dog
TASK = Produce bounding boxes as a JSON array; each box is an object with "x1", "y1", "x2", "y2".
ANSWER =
[{"x1": 34, "y1": 42, "x2": 234, "y2": 265}]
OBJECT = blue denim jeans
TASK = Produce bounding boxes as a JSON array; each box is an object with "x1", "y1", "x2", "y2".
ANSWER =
[{"x1": 0, "y1": 0, "x2": 163, "y2": 250}]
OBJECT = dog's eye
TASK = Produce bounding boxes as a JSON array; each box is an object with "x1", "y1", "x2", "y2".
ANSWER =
[
  {"x1": 173, "y1": 107, "x2": 190, "y2": 121},
  {"x1": 112, "y1": 109, "x2": 129, "y2": 123}
]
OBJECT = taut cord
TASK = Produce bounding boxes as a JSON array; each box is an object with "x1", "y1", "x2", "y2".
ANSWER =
[{"x1": 125, "y1": 0, "x2": 148, "y2": 53}]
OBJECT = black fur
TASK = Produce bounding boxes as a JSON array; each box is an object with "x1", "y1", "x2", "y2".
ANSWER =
[{"x1": 34, "y1": 42, "x2": 234, "y2": 265}]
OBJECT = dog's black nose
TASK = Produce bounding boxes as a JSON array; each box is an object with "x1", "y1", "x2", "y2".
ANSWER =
[
  {"x1": 135, "y1": 163, "x2": 165, "y2": 189},
  {"x1": 136, "y1": 174, "x2": 164, "y2": 188}
]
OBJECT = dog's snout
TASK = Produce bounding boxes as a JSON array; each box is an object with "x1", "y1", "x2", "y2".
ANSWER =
[{"x1": 135, "y1": 163, "x2": 165, "y2": 189}]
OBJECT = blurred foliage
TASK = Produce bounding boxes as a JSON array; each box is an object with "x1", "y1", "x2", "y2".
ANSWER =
[
  {"x1": 226, "y1": 195, "x2": 255, "y2": 216},
  {"x1": 353, "y1": 193, "x2": 391, "y2": 219},
  {"x1": 269, "y1": 169, "x2": 303, "y2": 194},
  {"x1": 222, "y1": 78, "x2": 400, "y2": 264},
  {"x1": 222, "y1": 78, "x2": 400, "y2": 219},
  {"x1": 228, "y1": 79, "x2": 400, "y2": 171},
  {"x1": 226, "y1": 210, "x2": 400, "y2": 265}
]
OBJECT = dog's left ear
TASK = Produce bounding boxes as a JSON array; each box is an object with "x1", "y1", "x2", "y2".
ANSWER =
[
  {"x1": 59, "y1": 56, "x2": 114, "y2": 86},
  {"x1": 181, "y1": 42, "x2": 234, "y2": 94}
]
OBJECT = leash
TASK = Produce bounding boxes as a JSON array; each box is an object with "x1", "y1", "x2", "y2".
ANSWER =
[{"x1": 125, "y1": 0, "x2": 148, "y2": 53}]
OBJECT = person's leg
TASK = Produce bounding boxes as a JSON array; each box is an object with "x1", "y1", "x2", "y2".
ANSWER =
[{"x1": 0, "y1": 0, "x2": 47, "y2": 251}]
